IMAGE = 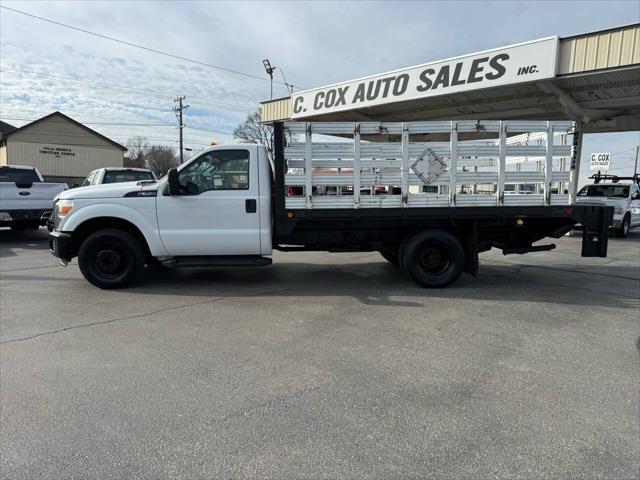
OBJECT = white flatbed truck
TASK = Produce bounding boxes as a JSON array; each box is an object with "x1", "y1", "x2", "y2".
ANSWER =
[{"x1": 49, "y1": 120, "x2": 612, "y2": 289}]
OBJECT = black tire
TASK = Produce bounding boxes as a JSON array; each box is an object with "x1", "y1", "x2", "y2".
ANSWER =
[
  {"x1": 379, "y1": 248, "x2": 399, "y2": 266},
  {"x1": 615, "y1": 214, "x2": 631, "y2": 238},
  {"x1": 399, "y1": 230, "x2": 465, "y2": 288},
  {"x1": 78, "y1": 229, "x2": 145, "y2": 289}
]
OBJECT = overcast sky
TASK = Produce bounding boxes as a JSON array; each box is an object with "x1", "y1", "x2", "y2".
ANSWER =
[{"x1": 1, "y1": 0, "x2": 638, "y2": 182}]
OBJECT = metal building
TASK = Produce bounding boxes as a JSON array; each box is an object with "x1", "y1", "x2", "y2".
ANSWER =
[{"x1": 0, "y1": 111, "x2": 126, "y2": 185}]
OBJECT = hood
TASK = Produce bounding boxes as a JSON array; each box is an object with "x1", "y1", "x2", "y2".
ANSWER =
[{"x1": 59, "y1": 181, "x2": 158, "y2": 200}]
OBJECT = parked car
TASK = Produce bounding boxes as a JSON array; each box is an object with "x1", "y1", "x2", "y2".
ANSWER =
[
  {"x1": 0, "y1": 165, "x2": 67, "y2": 231},
  {"x1": 574, "y1": 174, "x2": 640, "y2": 237},
  {"x1": 80, "y1": 167, "x2": 156, "y2": 186}
]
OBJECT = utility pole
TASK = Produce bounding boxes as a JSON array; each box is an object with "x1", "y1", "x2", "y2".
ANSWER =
[
  {"x1": 634, "y1": 145, "x2": 639, "y2": 176},
  {"x1": 173, "y1": 96, "x2": 189, "y2": 163}
]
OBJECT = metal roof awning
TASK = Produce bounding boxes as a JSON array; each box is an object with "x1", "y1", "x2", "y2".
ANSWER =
[{"x1": 261, "y1": 24, "x2": 640, "y2": 134}]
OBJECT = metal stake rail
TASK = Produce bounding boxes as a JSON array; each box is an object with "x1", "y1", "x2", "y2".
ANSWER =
[{"x1": 283, "y1": 120, "x2": 575, "y2": 210}]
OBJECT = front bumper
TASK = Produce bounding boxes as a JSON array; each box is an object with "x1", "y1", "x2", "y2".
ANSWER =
[{"x1": 49, "y1": 231, "x2": 73, "y2": 261}]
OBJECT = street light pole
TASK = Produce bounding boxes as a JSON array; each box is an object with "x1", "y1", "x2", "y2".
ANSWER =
[{"x1": 262, "y1": 59, "x2": 275, "y2": 99}]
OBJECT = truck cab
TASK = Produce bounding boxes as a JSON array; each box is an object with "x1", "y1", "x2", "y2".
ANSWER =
[{"x1": 50, "y1": 144, "x2": 272, "y2": 288}]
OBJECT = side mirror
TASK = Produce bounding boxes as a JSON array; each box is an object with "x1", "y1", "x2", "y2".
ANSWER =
[
  {"x1": 167, "y1": 168, "x2": 181, "y2": 195},
  {"x1": 632, "y1": 192, "x2": 640, "y2": 200}
]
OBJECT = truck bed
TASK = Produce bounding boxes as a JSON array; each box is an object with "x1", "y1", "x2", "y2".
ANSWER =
[{"x1": 272, "y1": 121, "x2": 611, "y2": 257}]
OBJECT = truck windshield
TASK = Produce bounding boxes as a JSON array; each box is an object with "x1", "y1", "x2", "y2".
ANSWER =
[
  {"x1": 103, "y1": 170, "x2": 155, "y2": 184},
  {"x1": 577, "y1": 185, "x2": 629, "y2": 198},
  {"x1": 0, "y1": 167, "x2": 40, "y2": 184}
]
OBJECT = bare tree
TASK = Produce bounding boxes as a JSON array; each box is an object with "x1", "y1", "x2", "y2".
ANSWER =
[
  {"x1": 125, "y1": 136, "x2": 150, "y2": 168},
  {"x1": 233, "y1": 108, "x2": 297, "y2": 161},
  {"x1": 233, "y1": 108, "x2": 274, "y2": 159},
  {"x1": 145, "y1": 146, "x2": 179, "y2": 177}
]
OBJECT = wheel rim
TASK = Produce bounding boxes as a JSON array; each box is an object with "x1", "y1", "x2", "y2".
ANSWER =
[
  {"x1": 417, "y1": 244, "x2": 453, "y2": 277},
  {"x1": 624, "y1": 219, "x2": 629, "y2": 235},
  {"x1": 94, "y1": 246, "x2": 126, "y2": 277}
]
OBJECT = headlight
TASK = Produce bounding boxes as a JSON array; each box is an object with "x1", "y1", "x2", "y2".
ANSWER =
[
  {"x1": 57, "y1": 200, "x2": 74, "y2": 217},
  {"x1": 615, "y1": 207, "x2": 624, "y2": 215}
]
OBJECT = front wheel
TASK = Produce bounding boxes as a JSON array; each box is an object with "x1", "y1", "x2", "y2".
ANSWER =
[
  {"x1": 78, "y1": 229, "x2": 145, "y2": 289},
  {"x1": 400, "y1": 230, "x2": 465, "y2": 288},
  {"x1": 615, "y1": 214, "x2": 631, "y2": 238}
]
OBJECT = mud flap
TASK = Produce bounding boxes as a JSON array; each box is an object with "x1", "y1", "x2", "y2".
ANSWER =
[
  {"x1": 463, "y1": 229, "x2": 479, "y2": 277},
  {"x1": 581, "y1": 205, "x2": 613, "y2": 257}
]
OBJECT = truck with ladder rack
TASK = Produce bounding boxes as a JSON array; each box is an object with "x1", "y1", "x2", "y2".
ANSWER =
[{"x1": 48, "y1": 120, "x2": 612, "y2": 289}]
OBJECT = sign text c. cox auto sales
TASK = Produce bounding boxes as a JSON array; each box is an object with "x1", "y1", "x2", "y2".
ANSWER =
[{"x1": 291, "y1": 37, "x2": 559, "y2": 119}]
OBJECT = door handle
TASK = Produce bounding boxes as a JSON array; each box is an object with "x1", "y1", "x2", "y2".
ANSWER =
[{"x1": 245, "y1": 199, "x2": 257, "y2": 213}]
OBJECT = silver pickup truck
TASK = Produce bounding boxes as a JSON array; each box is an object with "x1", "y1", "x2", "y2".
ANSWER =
[
  {"x1": 575, "y1": 174, "x2": 640, "y2": 238},
  {"x1": 0, "y1": 165, "x2": 67, "y2": 231}
]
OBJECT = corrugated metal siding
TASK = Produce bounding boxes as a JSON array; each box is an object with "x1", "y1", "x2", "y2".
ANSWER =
[
  {"x1": 6, "y1": 140, "x2": 123, "y2": 177},
  {"x1": 261, "y1": 98, "x2": 292, "y2": 123},
  {"x1": 558, "y1": 24, "x2": 639, "y2": 74}
]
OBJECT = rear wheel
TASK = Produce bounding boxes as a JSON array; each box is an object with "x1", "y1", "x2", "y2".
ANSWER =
[
  {"x1": 400, "y1": 230, "x2": 465, "y2": 288},
  {"x1": 78, "y1": 229, "x2": 145, "y2": 289},
  {"x1": 615, "y1": 214, "x2": 631, "y2": 238}
]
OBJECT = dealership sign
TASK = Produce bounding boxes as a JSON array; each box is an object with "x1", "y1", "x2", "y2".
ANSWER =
[
  {"x1": 590, "y1": 152, "x2": 611, "y2": 170},
  {"x1": 291, "y1": 37, "x2": 559, "y2": 119}
]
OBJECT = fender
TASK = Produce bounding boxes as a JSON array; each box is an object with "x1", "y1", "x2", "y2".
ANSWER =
[{"x1": 60, "y1": 202, "x2": 169, "y2": 256}]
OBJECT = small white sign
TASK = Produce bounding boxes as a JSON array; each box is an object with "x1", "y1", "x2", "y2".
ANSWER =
[
  {"x1": 291, "y1": 36, "x2": 559, "y2": 119},
  {"x1": 590, "y1": 152, "x2": 611, "y2": 171}
]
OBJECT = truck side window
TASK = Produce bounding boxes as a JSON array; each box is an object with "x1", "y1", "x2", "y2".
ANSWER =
[{"x1": 179, "y1": 150, "x2": 249, "y2": 194}]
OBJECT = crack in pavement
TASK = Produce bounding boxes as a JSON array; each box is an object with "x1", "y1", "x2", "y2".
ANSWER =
[
  {"x1": 484, "y1": 267, "x2": 640, "y2": 301},
  {"x1": 0, "y1": 296, "x2": 229, "y2": 344},
  {"x1": 206, "y1": 385, "x2": 323, "y2": 426},
  {"x1": 485, "y1": 259, "x2": 640, "y2": 281},
  {"x1": 0, "y1": 285, "x2": 298, "y2": 345},
  {"x1": 0, "y1": 264, "x2": 64, "y2": 273}
]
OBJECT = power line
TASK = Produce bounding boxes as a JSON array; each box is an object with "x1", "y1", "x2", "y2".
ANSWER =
[
  {"x1": 0, "y1": 68, "x2": 255, "y2": 112},
  {"x1": 0, "y1": 116, "x2": 177, "y2": 127},
  {"x1": 0, "y1": 5, "x2": 295, "y2": 89},
  {"x1": 184, "y1": 125, "x2": 234, "y2": 135}
]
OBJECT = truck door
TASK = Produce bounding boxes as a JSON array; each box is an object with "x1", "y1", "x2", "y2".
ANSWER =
[{"x1": 155, "y1": 147, "x2": 261, "y2": 255}]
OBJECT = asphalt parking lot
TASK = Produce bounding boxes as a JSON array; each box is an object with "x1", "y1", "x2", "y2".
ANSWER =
[{"x1": 1, "y1": 228, "x2": 638, "y2": 479}]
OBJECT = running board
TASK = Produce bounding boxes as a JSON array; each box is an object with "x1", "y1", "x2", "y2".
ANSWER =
[
  {"x1": 164, "y1": 256, "x2": 272, "y2": 268},
  {"x1": 502, "y1": 244, "x2": 556, "y2": 255}
]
